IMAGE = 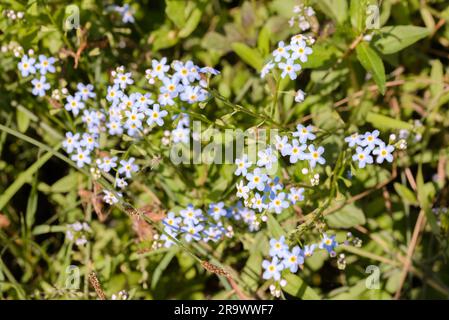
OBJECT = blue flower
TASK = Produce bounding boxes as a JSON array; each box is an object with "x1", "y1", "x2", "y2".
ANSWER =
[
  {"x1": 292, "y1": 124, "x2": 316, "y2": 144},
  {"x1": 284, "y1": 139, "x2": 307, "y2": 164},
  {"x1": 180, "y1": 205, "x2": 203, "y2": 225},
  {"x1": 31, "y1": 76, "x2": 50, "y2": 97},
  {"x1": 208, "y1": 202, "x2": 227, "y2": 221},
  {"x1": 145, "y1": 104, "x2": 168, "y2": 127},
  {"x1": 360, "y1": 130, "x2": 382, "y2": 150},
  {"x1": 269, "y1": 236, "x2": 289, "y2": 258},
  {"x1": 352, "y1": 146, "x2": 374, "y2": 168},
  {"x1": 303, "y1": 244, "x2": 316, "y2": 257},
  {"x1": 319, "y1": 233, "x2": 338, "y2": 255},
  {"x1": 114, "y1": 71, "x2": 133, "y2": 89},
  {"x1": 65, "y1": 95, "x2": 85, "y2": 116},
  {"x1": 251, "y1": 193, "x2": 268, "y2": 212},
  {"x1": 307, "y1": 145, "x2": 326, "y2": 168},
  {"x1": 35, "y1": 55, "x2": 56, "y2": 75},
  {"x1": 282, "y1": 246, "x2": 304, "y2": 273},
  {"x1": 262, "y1": 257, "x2": 284, "y2": 281},
  {"x1": 106, "y1": 85, "x2": 124, "y2": 104},
  {"x1": 272, "y1": 41, "x2": 291, "y2": 62},
  {"x1": 344, "y1": 133, "x2": 362, "y2": 147},
  {"x1": 288, "y1": 187, "x2": 304, "y2": 204},
  {"x1": 75, "y1": 83, "x2": 96, "y2": 101},
  {"x1": 183, "y1": 222, "x2": 204, "y2": 242},
  {"x1": 373, "y1": 143, "x2": 394, "y2": 164},
  {"x1": 279, "y1": 59, "x2": 301, "y2": 80},
  {"x1": 269, "y1": 192, "x2": 289, "y2": 214},
  {"x1": 62, "y1": 132, "x2": 80, "y2": 154},
  {"x1": 18, "y1": 55, "x2": 36, "y2": 77},
  {"x1": 246, "y1": 168, "x2": 268, "y2": 191},
  {"x1": 118, "y1": 157, "x2": 139, "y2": 178},
  {"x1": 151, "y1": 57, "x2": 170, "y2": 79},
  {"x1": 163, "y1": 212, "x2": 182, "y2": 233},
  {"x1": 96, "y1": 156, "x2": 118, "y2": 173},
  {"x1": 71, "y1": 147, "x2": 91, "y2": 168}
]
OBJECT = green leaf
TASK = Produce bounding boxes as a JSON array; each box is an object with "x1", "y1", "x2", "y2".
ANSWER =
[
  {"x1": 50, "y1": 173, "x2": 79, "y2": 193},
  {"x1": 266, "y1": 213, "x2": 287, "y2": 238},
  {"x1": 372, "y1": 25, "x2": 430, "y2": 55},
  {"x1": 26, "y1": 171, "x2": 38, "y2": 230},
  {"x1": 165, "y1": 0, "x2": 186, "y2": 29},
  {"x1": 231, "y1": 42, "x2": 264, "y2": 71},
  {"x1": 302, "y1": 44, "x2": 340, "y2": 69},
  {"x1": 430, "y1": 59, "x2": 443, "y2": 99},
  {"x1": 257, "y1": 26, "x2": 271, "y2": 57},
  {"x1": 0, "y1": 151, "x2": 53, "y2": 211},
  {"x1": 178, "y1": 8, "x2": 202, "y2": 38},
  {"x1": 416, "y1": 165, "x2": 439, "y2": 235},
  {"x1": 350, "y1": 0, "x2": 368, "y2": 32},
  {"x1": 366, "y1": 112, "x2": 413, "y2": 130},
  {"x1": 356, "y1": 42, "x2": 386, "y2": 94},
  {"x1": 393, "y1": 183, "x2": 418, "y2": 205},
  {"x1": 316, "y1": 0, "x2": 348, "y2": 24},
  {"x1": 151, "y1": 247, "x2": 178, "y2": 290},
  {"x1": 325, "y1": 203, "x2": 366, "y2": 228},
  {"x1": 16, "y1": 108, "x2": 30, "y2": 133},
  {"x1": 283, "y1": 273, "x2": 320, "y2": 300}
]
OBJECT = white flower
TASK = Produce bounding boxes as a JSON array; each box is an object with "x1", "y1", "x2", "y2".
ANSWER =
[
  {"x1": 294, "y1": 89, "x2": 306, "y2": 103},
  {"x1": 236, "y1": 181, "x2": 250, "y2": 199}
]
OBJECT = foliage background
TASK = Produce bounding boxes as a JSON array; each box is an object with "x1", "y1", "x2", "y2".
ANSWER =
[{"x1": 1, "y1": 0, "x2": 449, "y2": 299}]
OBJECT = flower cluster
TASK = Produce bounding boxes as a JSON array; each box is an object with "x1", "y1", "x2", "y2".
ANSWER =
[
  {"x1": 56, "y1": 58, "x2": 217, "y2": 205},
  {"x1": 234, "y1": 124, "x2": 325, "y2": 216},
  {"x1": 111, "y1": 290, "x2": 129, "y2": 300},
  {"x1": 262, "y1": 234, "x2": 338, "y2": 296},
  {"x1": 3, "y1": 9, "x2": 25, "y2": 21},
  {"x1": 345, "y1": 130, "x2": 395, "y2": 168},
  {"x1": 288, "y1": 3, "x2": 315, "y2": 31},
  {"x1": 158, "y1": 204, "x2": 235, "y2": 248},
  {"x1": 65, "y1": 221, "x2": 92, "y2": 246},
  {"x1": 110, "y1": 4, "x2": 135, "y2": 24},
  {"x1": 261, "y1": 34, "x2": 315, "y2": 81},
  {"x1": 17, "y1": 52, "x2": 56, "y2": 97}
]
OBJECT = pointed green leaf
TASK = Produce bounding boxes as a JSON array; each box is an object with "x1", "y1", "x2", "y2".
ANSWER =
[
  {"x1": 372, "y1": 25, "x2": 430, "y2": 55},
  {"x1": 356, "y1": 42, "x2": 386, "y2": 94},
  {"x1": 231, "y1": 42, "x2": 264, "y2": 71}
]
